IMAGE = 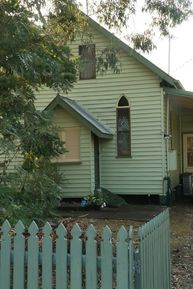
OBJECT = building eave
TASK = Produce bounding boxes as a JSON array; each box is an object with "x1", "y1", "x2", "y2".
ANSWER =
[{"x1": 45, "y1": 95, "x2": 113, "y2": 139}]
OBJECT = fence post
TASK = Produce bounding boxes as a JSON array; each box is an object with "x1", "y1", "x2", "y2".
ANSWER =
[
  {"x1": 134, "y1": 250, "x2": 141, "y2": 289},
  {"x1": 0, "y1": 220, "x2": 11, "y2": 289},
  {"x1": 128, "y1": 226, "x2": 134, "y2": 289}
]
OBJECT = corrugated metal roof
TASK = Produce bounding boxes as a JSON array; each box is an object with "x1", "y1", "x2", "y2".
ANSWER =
[{"x1": 45, "y1": 95, "x2": 113, "y2": 139}]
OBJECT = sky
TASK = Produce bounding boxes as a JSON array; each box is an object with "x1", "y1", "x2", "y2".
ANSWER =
[{"x1": 143, "y1": 16, "x2": 193, "y2": 91}]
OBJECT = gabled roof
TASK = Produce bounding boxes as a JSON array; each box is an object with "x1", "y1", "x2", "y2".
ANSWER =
[
  {"x1": 88, "y1": 17, "x2": 183, "y2": 89},
  {"x1": 45, "y1": 95, "x2": 113, "y2": 139}
]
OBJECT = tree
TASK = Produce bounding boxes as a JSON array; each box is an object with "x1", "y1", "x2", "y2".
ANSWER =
[
  {"x1": 0, "y1": 0, "x2": 78, "y2": 223},
  {"x1": 93, "y1": 0, "x2": 193, "y2": 52},
  {"x1": 0, "y1": 0, "x2": 77, "y2": 164},
  {"x1": 31, "y1": 0, "x2": 193, "y2": 52}
]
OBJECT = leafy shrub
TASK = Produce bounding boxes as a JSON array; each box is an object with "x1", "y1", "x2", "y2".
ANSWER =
[{"x1": 0, "y1": 161, "x2": 64, "y2": 225}]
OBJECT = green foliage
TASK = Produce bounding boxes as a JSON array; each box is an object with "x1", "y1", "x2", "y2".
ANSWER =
[
  {"x1": 0, "y1": 0, "x2": 77, "y2": 157},
  {"x1": 0, "y1": 0, "x2": 74, "y2": 224},
  {"x1": 96, "y1": 47, "x2": 121, "y2": 75},
  {"x1": 92, "y1": 0, "x2": 193, "y2": 51},
  {"x1": 130, "y1": 31, "x2": 156, "y2": 53},
  {"x1": 0, "y1": 163, "x2": 64, "y2": 224}
]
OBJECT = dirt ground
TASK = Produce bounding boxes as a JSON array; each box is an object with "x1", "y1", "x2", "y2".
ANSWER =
[
  {"x1": 170, "y1": 199, "x2": 193, "y2": 289},
  {"x1": 59, "y1": 200, "x2": 193, "y2": 289}
]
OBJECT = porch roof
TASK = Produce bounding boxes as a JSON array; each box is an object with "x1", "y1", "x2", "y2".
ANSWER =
[
  {"x1": 45, "y1": 95, "x2": 113, "y2": 139},
  {"x1": 164, "y1": 87, "x2": 193, "y2": 109}
]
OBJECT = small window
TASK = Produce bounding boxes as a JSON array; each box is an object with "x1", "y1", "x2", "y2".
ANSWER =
[
  {"x1": 53, "y1": 127, "x2": 80, "y2": 163},
  {"x1": 79, "y1": 44, "x2": 96, "y2": 80},
  {"x1": 117, "y1": 96, "x2": 131, "y2": 157}
]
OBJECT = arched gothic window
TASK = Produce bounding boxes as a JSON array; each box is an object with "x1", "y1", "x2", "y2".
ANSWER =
[{"x1": 116, "y1": 96, "x2": 131, "y2": 157}]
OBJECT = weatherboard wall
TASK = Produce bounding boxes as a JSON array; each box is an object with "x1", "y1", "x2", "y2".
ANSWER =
[
  {"x1": 35, "y1": 26, "x2": 165, "y2": 196},
  {"x1": 52, "y1": 106, "x2": 93, "y2": 197}
]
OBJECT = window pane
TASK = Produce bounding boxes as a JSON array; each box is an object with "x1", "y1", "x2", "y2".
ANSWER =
[
  {"x1": 118, "y1": 96, "x2": 129, "y2": 106},
  {"x1": 187, "y1": 137, "x2": 193, "y2": 166},
  {"x1": 52, "y1": 127, "x2": 80, "y2": 162},
  {"x1": 79, "y1": 44, "x2": 96, "y2": 80},
  {"x1": 117, "y1": 131, "x2": 130, "y2": 156},
  {"x1": 118, "y1": 115, "x2": 129, "y2": 131},
  {"x1": 117, "y1": 108, "x2": 130, "y2": 156}
]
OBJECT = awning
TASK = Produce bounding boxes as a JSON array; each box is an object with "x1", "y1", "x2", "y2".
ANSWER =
[
  {"x1": 164, "y1": 87, "x2": 193, "y2": 109},
  {"x1": 45, "y1": 95, "x2": 113, "y2": 139}
]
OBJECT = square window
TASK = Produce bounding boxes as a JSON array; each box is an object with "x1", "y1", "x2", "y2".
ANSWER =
[
  {"x1": 79, "y1": 44, "x2": 96, "y2": 80},
  {"x1": 53, "y1": 127, "x2": 80, "y2": 163}
]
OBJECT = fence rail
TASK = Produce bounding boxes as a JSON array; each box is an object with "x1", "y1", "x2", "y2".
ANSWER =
[{"x1": 0, "y1": 209, "x2": 170, "y2": 289}]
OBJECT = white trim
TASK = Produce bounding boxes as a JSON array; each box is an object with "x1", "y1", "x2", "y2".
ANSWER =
[{"x1": 183, "y1": 133, "x2": 193, "y2": 173}]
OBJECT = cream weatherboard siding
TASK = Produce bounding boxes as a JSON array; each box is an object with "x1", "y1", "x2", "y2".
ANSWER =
[
  {"x1": 51, "y1": 106, "x2": 93, "y2": 197},
  {"x1": 35, "y1": 26, "x2": 166, "y2": 197}
]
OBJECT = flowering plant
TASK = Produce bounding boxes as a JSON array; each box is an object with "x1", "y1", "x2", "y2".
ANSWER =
[{"x1": 80, "y1": 192, "x2": 106, "y2": 209}]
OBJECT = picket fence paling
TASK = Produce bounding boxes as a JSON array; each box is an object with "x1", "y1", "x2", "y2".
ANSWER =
[
  {"x1": 138, "y1": 209, "x2": 171, "y2": 289},
  {"x1": 0, "y1": 220, "x2": 11, "y2": 289},
  {"x1": 27, "y1": 221, "x2": 39, "y2": 289},
  {"x1": 101, "y1": 226, "x2": 113, "y2": 289},
  {"x1": 0, "y1": 208, "x2": 171, "y2": 289},
  {"x1": 13, "y1": 221, "x2": 25, "y2": 289},
  {"x1": 117, "y1": 226, "x2": 131, "y2": 289},
  {"x1": 42, "y1": 222, "x2": 52, "y2": 289},
  {"x1": 56, "y1": 223, "x2": 67, "y2": 289},
  {"x1": 70, "y1": 224, "x2": 82, "y2": 289},
  {"x1": 86, "y1": 225, "x2": 97, "y2": 289}
]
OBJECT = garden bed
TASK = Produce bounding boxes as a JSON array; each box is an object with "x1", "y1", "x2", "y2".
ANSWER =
[{"x1": 58, "y1": 203, "x2": 165, "y2": 221}]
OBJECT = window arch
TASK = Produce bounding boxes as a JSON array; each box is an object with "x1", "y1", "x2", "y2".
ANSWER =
[{"x1": 116, "y1": 96, "x2": 131, "y2": 157}]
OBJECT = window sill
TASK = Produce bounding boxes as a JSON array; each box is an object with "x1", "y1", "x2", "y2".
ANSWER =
[
  {"x1": 52, "y1": 160, "x2": 82, "y2": 165},
  {"x1": 79, "y1": 77, "x2": 96, "y2": 81},
  {"x1": 116, "y1": 155, "x2": 132, "y2": 159}
]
